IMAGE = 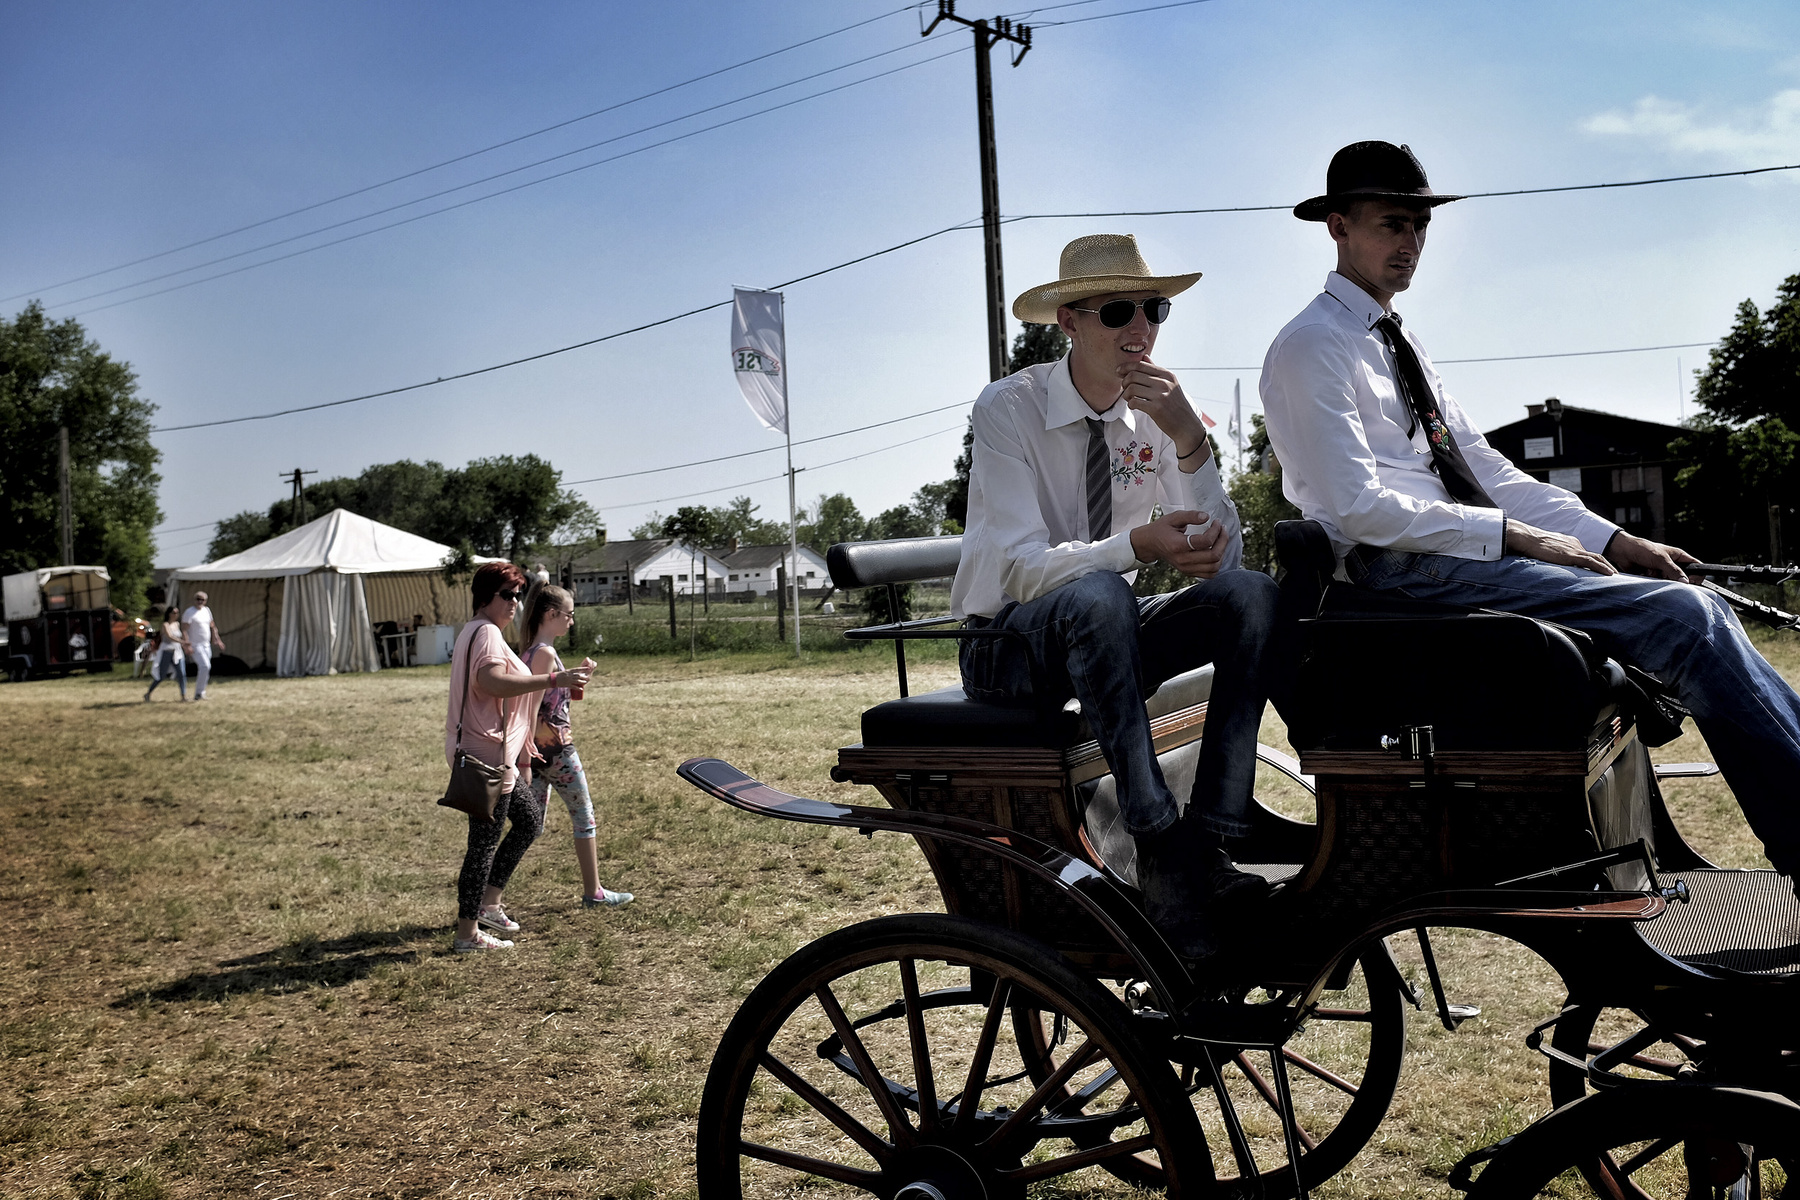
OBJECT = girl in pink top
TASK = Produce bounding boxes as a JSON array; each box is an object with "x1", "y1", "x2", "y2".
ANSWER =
[
  {"x1": 520, "y1": 583, "x2": 633, "y2": 909},
  {"x1": 445, "y1": 562, "x2": 592, "y2": 952}
]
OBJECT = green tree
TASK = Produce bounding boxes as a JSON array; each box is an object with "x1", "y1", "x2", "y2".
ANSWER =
[
  {"x1": 1226, "y1": 414, "x2": 1301, "y2": 577},
  {"x1": 1672, "y1": 273, "x2": 1800, "y2": 561},
  {"x1": 0, "y1": 303, "x2": 161, "y2": 611},
  {"x1": 945, "y1": 322, "x2": 1071, "y2": 526},
  {"x1": 801, "y1": 493, "x2": 866, "y2": 553},
  {"x1": 207, "y1": 511, "x2": 271, "y2": 560}
]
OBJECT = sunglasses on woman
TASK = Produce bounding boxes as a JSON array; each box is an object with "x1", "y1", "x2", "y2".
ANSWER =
[
  {"x1": 496, "y1": 588, "x2": 522, "y2": 602},
  {"x1": 1071, "y1": 296, "x2": 1172, "y2": 328}
]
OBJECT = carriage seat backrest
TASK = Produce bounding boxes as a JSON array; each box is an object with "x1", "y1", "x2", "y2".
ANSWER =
[{"x1": 826, "y1": 535, "x2": 962, "y2": 590}]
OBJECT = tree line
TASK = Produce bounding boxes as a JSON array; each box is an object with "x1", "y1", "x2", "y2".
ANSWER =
[{"x1": 207, "y1": 456, "x2": 598, "y2": 568}]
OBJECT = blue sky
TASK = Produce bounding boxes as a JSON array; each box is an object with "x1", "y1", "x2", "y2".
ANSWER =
[{"x1": 3, "y1": 0, "x2": 1796, "y2": 565}]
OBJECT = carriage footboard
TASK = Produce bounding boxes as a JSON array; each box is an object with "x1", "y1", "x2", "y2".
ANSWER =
[{"x1": 676, "y1": 756, "x2": 1196, "y2": 1002}]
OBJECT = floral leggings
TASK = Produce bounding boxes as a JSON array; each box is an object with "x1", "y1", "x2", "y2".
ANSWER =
[{"x1": 527, "y1": 743, "x2": 597, "y2": 840}]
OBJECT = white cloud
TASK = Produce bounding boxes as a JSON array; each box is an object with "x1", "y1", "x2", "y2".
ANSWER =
[{"x1": 1583, "y1": 90, "x2": 1800, "y2": 167}]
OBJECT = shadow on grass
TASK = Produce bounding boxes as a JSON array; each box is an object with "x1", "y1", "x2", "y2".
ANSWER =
[{"x1": 114, "y1": 925, "x2": 442, "y2": 1006}]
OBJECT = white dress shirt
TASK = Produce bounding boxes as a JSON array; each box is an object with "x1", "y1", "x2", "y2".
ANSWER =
[
  {"x1": 1260, "y1": 272, "x2": 1617, "y2": 565},
  {"x1": 951, "y1": 355, "x2": 1241, "y2": 619}
]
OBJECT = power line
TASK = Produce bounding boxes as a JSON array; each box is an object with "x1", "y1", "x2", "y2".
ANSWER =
[
  {"x1": 149, "y1": 217, "x2": 981, "y2": 433},
  {"x1": 1166, "y1": 340, "x2": 1718, "y2": 373},
  {"x1": 605, "y1": 423, "x2": 965, "y2": 511},
  {"x1": 1003, "y1": 163, "x2": 1800, "y2": 222},
  {"x1": 1034, "y1": 0, "x2": 1213, "y2": 25},
  {"x1": 53, "y1": 33, "x2": 966, "y2": 311},
  {"x1": 148, "y1": 162, "x2": 1794, "y2": 435},
  {"x1": 3, "y1": 4, "x2": 921, "y2": 304},
  {"x1": 70, "y1": 44, "x2": 969, "y2": 319},
  {"x1": 565, "y1": 400, "x2": 973, "y2": 486}
]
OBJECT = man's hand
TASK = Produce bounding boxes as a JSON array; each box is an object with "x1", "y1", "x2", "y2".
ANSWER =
[
  {"x1": 1130, "y1": 509, "x2": 1226, "y2": 579},
  {"x1": 1504, "y1": 518, "x2": 1615, "y2": 575},
  {"x1": 1605, "y1": 530, "x2": 1699, "y2": 580},
  {"x1": 1120, "y1": 359, "x2": 1209, "y2": 463}
]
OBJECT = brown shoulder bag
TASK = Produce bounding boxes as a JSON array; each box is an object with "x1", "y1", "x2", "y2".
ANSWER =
[{"x1": 439, "y1": 633, "x2": 505, "y2": 820}]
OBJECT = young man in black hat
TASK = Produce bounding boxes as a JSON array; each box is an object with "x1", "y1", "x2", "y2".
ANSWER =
[
  {"x1": 1259, "y1": 140, "x2": 1800, "y2": 882},
  {"x1": 952, "y1": 233, "x2": 1287, "y2": 959}
]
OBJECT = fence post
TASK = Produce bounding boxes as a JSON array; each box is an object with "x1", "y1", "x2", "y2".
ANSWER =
[
  {"x1": 665, "y1": 577, "x2": 677, "y2": 640},
  {"x1": 625, "y1": 559, "x2": 633, "y2": 613},
  {"x1": 777, "y1": 567, "x2": 787, "y2": 643}
]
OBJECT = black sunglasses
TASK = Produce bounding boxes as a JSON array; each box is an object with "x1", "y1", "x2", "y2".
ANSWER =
[
  {"x1": 496, "y1": 588, "x2": 523, "y2": 602},
  {"x1": 1072, "y1": 296, "x2": 1172, "y2": 328}
]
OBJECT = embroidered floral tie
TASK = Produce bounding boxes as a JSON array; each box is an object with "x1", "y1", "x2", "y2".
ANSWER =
[{"x1": 1374, "y1": 313, "x2": 1496, "y2": 508}]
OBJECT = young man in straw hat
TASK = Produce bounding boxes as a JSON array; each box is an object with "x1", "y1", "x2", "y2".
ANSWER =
[
  {"x1": 951, "y1": 232, "x2": 1286, "y2": 959},
  {"x1": 1260, "y1": 140, "x2": 1800, "y2": 883}
]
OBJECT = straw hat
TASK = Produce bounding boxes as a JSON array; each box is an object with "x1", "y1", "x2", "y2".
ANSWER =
[
  {"x1": 1011, "y1": 234, "x2": 1202, "y2": 325},
  {"x1": 1293, "y1": 141, "x2": 1464, "y2": 222}
]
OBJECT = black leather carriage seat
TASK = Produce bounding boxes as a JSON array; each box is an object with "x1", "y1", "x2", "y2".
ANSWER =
[
  {"x1": 859, "y1": 665, "x2": 1213, "y2": 749},
  {"x1": 1275, "y1": 520, "x2": 1622, "y2": 754}
]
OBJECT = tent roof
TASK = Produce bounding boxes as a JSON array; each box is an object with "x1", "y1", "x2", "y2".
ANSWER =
[{"x1": 171, "y1": 509, "x2": 498, "y2": 580}]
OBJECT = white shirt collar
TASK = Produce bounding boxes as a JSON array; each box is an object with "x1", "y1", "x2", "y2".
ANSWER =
[
  {"x1": 1323, "y1": 271, "x2": 1389, "y2": 331},
  {"x1": 1044, "y1": 354, "x2": 1135, "y2": 431}
]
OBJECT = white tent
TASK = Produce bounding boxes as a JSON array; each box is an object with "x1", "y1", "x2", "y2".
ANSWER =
[{"x1": 169, "y1": 510, "x2": 494, "y2": 677}]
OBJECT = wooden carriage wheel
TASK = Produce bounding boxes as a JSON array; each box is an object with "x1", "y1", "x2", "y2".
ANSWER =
[
  {"x1": 1546, "y1": 1004, "x2": 1799, "y2": 1200},
  {"x1": 1463, "y1": 1085, "x2": 1799, "y2": 1198},
  {"x1": 1012, "y1": 945, "x2": 1406, "y2": 1198},
  {"x1": 696, "y1": 913, "x2": 1212, "y2": 1200}
]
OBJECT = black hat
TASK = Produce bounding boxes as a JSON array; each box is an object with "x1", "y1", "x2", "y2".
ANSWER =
[{"x1": 1293, "y1": 141, "x2": 1464, "y2": 222}]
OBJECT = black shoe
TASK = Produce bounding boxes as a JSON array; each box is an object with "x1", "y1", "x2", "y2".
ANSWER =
[
  {"x1": 1137, "y1": 831, "x2": 1221, "y2": 959},
  {"x1": 1137, "y1": 827, "x2": 1273, "y2": 961}
]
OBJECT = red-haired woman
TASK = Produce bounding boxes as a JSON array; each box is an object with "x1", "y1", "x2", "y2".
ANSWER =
[{"x1": 445, "y1": 561, "x2": 592, "y2": 952}]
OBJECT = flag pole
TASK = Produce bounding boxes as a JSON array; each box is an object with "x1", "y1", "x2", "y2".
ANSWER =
[{"x1": 783, "y1": 292, "x2": 801, "y2": 658}]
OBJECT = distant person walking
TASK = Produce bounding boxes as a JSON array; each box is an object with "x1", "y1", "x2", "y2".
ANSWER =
[
  {"x1": 181, "y1": 591, "x2": 226, "y2": 700},
  {"x1": 143, "y1": 607, "x2": 189, "y2": 702},
  {"x1": 446, "y1": 562, "x2": 593, "y2": 953},
  {"x1": 519, "y1": 583, "x2": 633, "y2": 910}
]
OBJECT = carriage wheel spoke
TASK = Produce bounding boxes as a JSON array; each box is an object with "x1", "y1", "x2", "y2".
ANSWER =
[
  {"x1": 815, "y1": 984, "x2": 916, "y2": 1148},
  {"x1": 1050, "y1": 1063, "x2": 1122, "y2": 1117},
  {"x1": 758, "y1": 1052, "x2": 893, "y2": 1163},
  {"x1": 984, "y1": 1037, "x2": 1102, "y2": 1151},
  {"x1": 1614, "y1": 1136, "x2": 1680, "y2": 1178},
  {"x1": 740, "y1": 1139, "x2": 884, "y2": 1187},
  {"x1": 1583, "y1": 1041, "x2": 1684, "y2": 1077},
  {"x1": 1233, "y1": 1052, "x2": 1319, "y2": 1152},
  {"x1": 1004, "y1": 1133, "x2": 1158, "y2": 1182},
  {"x1": 953, "y1": 979, "x2": 1012, "y2": 1130},
  {"x1": 899, "y1": 959, "x2": 938, "y2": 1133},
  {"x1": 1283, "y1": 1046, "x2": 1361, "y2": 1096}
]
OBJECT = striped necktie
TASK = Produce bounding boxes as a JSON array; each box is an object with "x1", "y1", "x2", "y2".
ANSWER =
[{"x1": 1085, "y1": 418, "x2": 1113, "y2": 540}]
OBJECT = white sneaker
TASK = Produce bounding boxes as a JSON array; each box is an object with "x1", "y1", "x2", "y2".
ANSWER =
[
  {"x1": 477, "y1": 904, "x2": 521, "y2": 934},
  {"x1": 582, "y1": 888, "x2": 634, "y2": 908},
  {"x1": 454, "y1": 929, "x2": 513, "y2": 953}
]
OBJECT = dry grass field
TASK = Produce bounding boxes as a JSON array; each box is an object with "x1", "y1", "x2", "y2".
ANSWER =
[{"x1": 1, "y1": 630, "x2": 1793, "y2": 1200}]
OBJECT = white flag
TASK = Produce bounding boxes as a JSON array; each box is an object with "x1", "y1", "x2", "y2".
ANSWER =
[{"x1": 731, "y1": 288, "x2": 787, "y2": 434}]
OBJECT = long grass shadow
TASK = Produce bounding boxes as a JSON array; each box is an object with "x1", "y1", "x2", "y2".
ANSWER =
[{"x1": 114, "y1": 925, "x2": 442, "y2": 1006}]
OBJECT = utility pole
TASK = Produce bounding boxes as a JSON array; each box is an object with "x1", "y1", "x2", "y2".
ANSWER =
[
  {"x1": 922, "y1": 1, "x2": 1032, "y2": 382},
  {"x1": 58, "y1": 426, "x2": 74, "y2": 565},
  {"x1": 282, "y1": 468, "x2": 317, "y2": 530}
]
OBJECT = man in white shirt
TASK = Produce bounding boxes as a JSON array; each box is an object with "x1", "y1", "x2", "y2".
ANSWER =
[
  {"x1": 181, "y1": 591, "x2": 226, "y2": 700},
  {"x1": 1261, "y1": 140, "x2": 1800, "y2": 880},
  {"x1": 952, "y1": 234, "x2": 1286, "y2": 958}
]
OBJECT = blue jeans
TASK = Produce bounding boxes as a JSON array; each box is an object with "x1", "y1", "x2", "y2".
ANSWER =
[
  {"x1": 1348, "y1": 549, "x2": 1800, "y2": 876},
  {"x1": 960, "y1": 569, "x2": 1284, "y2": 840}
]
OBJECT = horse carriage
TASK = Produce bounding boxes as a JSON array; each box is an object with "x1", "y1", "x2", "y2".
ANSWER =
[{"x1": 677, "y1": 524, "x2": 1800, "y2": 1199}]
